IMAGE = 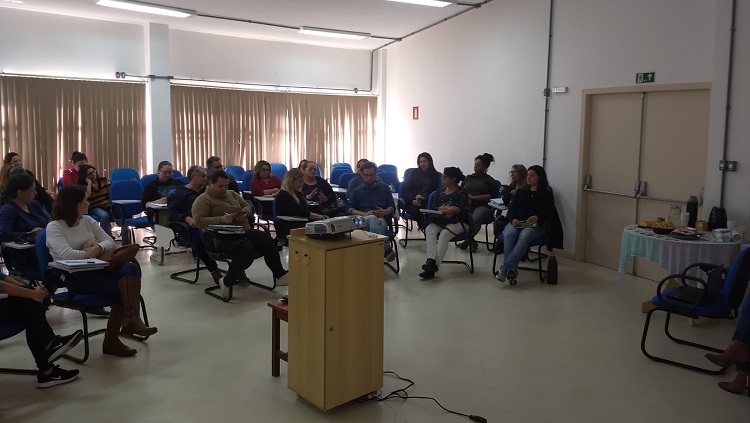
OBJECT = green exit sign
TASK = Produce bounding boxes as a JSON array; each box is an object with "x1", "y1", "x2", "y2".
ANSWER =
[{"x1": 636, "y1": 72, "x2": 655, "y2": 84}]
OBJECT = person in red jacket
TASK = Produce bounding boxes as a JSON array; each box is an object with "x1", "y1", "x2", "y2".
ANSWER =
[
  {"x1": 61, "y1": 151, "x2": 88, "y2": 187},
  {"x1": 249, "y1": 160, "x2": 282, "y2": 197}
]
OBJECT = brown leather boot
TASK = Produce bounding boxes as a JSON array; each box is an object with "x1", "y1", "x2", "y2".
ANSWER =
[
  {"x1": 103, "y1": 306, "x2": 137, "y2": 357},
  {"x1": 706, "y1": 340, "x2": 750, "y2": 367},
  {"x1": 718, "y1": 370, "x2": 750, "y2": 396},
  {"x1": 118, "y1": 277, "x2": 158, "y2": 337}
]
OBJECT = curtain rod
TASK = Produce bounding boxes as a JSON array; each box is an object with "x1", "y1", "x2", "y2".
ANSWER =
[{"x1": 0, "y1": 71, "x2": 147, "y2": 83}]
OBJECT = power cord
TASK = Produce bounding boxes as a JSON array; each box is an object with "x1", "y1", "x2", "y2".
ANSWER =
[{"x1": 357, "y1": 371, "x2": 488, "y2": 423}]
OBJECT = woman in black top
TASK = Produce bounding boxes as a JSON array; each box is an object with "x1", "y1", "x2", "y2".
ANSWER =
[
  {"x1": 401, "y1": 152, "x2": 440, "y2": 230},
  {"x1": 496, "y1": 165, "x2": 554, "y2": 283},
  {"x1": 459, "y1": 153, "x2": 498, "y2": 252},
  {"x1": 275, "y1": 169, "x2": 325, "y2": 245},
  {"x1": 419, "y1": 167, "x2": 470, "y2": 280},
  {"x1": 2, "y1": 153, "x2": 54, "y2": 211},
  {"x1": 301, "y1": 161, "x2": 344, "y2": 216},
  {"x1": 493, "y1": 164, "x2": 527, "y2": 236}
]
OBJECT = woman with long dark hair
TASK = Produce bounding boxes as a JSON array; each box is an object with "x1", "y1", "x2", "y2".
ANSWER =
[
  {"x1": 459, "y1": 153, "x2": 498, "y2": 252},
  {"x1": 77, "y1": 164, "x2": 113, "y2": 238},
  {"x1": 2, "y1": 152, "x2": 54, "y2": 211},
  {"x1": 401, "y1": 152, "x2": 440, "y2": 231}
]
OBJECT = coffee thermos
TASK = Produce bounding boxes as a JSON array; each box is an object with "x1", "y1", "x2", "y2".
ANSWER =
[{"x1": 686, "y1": 196, "x2": 698, "y2": 228}]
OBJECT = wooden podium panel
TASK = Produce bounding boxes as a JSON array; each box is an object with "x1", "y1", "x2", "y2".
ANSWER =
[{"x1": 287, "y1": 229, "x2": 384, "y2": 411}]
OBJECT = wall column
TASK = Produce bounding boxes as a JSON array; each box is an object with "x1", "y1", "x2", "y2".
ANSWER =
[{"x1": 145, "y1": 23, "x2": 173, "y2": 174}]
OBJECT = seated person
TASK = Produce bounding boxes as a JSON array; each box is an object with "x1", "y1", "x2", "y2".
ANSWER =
[
  {"x1": 142, "y1": 160, "x2": 185, "y2": 206},
  {"x1": 167, "y1": 165, "x2": 222, "y2": 286},
  {"x1": 206, "y1": 156, "x2": 239, "y2": 193},
  {"x1": 493, "y1": 164, "x2": 527, "y2": 236},
  {"x1": 1, "y1": 273, "x2": 83, "y2": 388},
  {"x1": 249, "y1": 160, "x2": 282, "y2": 197},
  {"x1": 192, "y1": 170, "x2": 289, "y2": 299},
  {"x1": 301, "y1": 161, "x2": 344, "y2": 216},
  {"x1": 495, "y1": 165, "x2": 559, "y2": 283},
  {"x1": 0, "y1": 173, "x2": 51, "y2": 242},
  {"x1": 460, "y1": 153, "x2": 498, "y2": 253},
  {"x1": 77, "y1": 165, "x2": 113, "y2": 238},
  {"x1": 297, "y1": 159, "x2": 308, "y2": 171},
  {"x1": 347, "y1": 158, "x2": 383, "y2": 192},
  {"x1": 61, "y1": 151, "x2": 88, "y2": 187},
  {"x1": 706, "y1": 294, "x2": 750, "y2": 395},
  {"x1": 346, "y1": 161, "x2": 397, "y2": 262},
  {"x1": 3, "y1": 152, "x2": 54, "y2": 211},
  {"x1": 274, "y1": 169, "x2": 325, "y2": 245},
  {"x1": 401, "y1": 152, "x2": 441, "y2": 231},
  {"x1": 419, "y1": 167, "x2": 469, "y2": 280},
  {"x1": 47, "y1": 186, "x2": 157, "y2": 357}
]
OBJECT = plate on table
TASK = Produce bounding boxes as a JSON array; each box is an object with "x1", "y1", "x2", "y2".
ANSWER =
[{"x1": 652, "y1": 227, "x2": 674, "y2": 235}]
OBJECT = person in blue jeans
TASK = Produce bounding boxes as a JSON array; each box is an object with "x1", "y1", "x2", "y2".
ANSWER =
[
  {"x1": 706, "y1": 295, "x2": 750, "y2": 395},
  {"x1": 496, "y1": 165, "x2": 553, "y2": 283},
  {"x1": 346, "y1": 161, "x2": 397, "y2": 262}
]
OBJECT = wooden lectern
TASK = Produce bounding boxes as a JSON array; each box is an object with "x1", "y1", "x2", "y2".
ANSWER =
[{"x1": 287, "y1": 228, "x2": 384, "y2": 411}]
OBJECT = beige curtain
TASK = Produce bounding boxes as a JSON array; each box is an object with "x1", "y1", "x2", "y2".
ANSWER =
[
  {"x1": 0, "y1": 76, "x2": 146, "y2": 189},
  {"x1": 171, "y1": 85, "x2": 376, "y2": 177}
]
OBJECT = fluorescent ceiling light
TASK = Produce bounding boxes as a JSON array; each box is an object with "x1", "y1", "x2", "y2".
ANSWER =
[
  {"x1": 385, "y1": 0, "x2": 453, "y2": 7},
  {"x1": 96, "y1": 0, "x2": 196, "y2": 18},
  {"x1": 298, "y1": 27, "x2": 370, "y2": 40}
]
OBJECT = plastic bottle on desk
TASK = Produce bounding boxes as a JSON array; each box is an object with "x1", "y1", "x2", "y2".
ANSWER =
[{"x1": 686, "y1": 196, "x2": 699, "y2": 228}]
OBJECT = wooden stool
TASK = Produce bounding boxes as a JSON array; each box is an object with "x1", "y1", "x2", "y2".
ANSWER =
[{"x1": 267, "y1": 300, "x2": 288, "y2": 377}]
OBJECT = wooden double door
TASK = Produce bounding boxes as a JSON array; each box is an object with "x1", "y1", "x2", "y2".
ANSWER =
[{"x1": 582, "y1": 85, "x2": 709, "y2": 280}]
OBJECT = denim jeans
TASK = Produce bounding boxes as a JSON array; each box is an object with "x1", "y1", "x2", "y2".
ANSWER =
[
  {"x1": 88, "y1": 207, "x2": 113, "y2": 238},
  {"x1": 500, "y1": 223, "x2": 545, "y2": 273},
  {"x1": 361, "y1": 215, "x2": 392, "y2": 253}
]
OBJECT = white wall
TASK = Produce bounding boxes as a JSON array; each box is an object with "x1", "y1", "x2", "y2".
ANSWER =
[
  {"x1": 0, "y1": 8, "x2": 145, "y2": 79},
  {"x1": 383, "y1": 0, "x2": 735, "y2": 253}
]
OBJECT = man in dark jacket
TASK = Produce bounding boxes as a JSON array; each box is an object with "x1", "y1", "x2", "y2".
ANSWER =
[
  {"x1": 206, "y1": 156, "x2": 240, "y2": 193},
  {"x1": 167, "y1": 165, "x2": 221, "y2": 285}
]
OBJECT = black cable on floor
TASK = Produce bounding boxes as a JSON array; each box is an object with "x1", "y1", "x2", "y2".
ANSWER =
[{"x1": 357, "y1": 371, "x2": 488, "y2": 423}]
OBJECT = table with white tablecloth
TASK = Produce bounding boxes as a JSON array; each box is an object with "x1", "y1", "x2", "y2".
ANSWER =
[{"x1": 619, "y1": 225, "x2": 741, "y2": 281}]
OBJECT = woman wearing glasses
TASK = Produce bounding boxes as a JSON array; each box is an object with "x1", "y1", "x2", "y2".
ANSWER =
[
  {"x1": 250, "y1": 160, "x2": 282, "y2": 197},
  {"x1": 142, "y1": 160, "x2": 185, "y2": 206},
  {"x1": 77, "y1": 165, "x2": 114, "y2": 238}
]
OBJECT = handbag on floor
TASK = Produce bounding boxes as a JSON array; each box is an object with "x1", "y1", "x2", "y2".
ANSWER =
[{"x1": 546, "y1": 255, "x2": 558, "y2": 285}]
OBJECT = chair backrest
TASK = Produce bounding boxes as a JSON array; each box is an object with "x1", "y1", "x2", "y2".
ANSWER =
[
  {"x1": 224, "y1": 166, "x2": 245, "y2": 182},
  {"x1": 242, "y1": 170, "x2": 254, "y2": 192},
  {"x1": 110, "y1": 180, "x2": 146, "y2": 217},
  {"x1": 270, "y1": 163, "x2": 288, "y2": 180},
  {"x1": 377, "y1": 172, "x2": 400, "y2": 193},
  {"x1": 109, "y1": 167, "x2": 140, "y2": 182},
  {"x1": 329, "y1": 168, "x2": 351, "y2": 186},
  {"x1": 171, "y1": 170, "x2": 185, "y2": 179},
  {"x1": 723, "y1": 246, "x2": 750, "y2": 309},
  {"x1": 57, "y1": 177, "x2": 63, "y2": 192},
  {"x1": 426, "y1": 191, "x2": 437, "y2": 209},
  {"x1": 34, "y1": 229, "x2": 53, "y2": 277},
  {"x1": 140, "y1": 174, "x2": 158, "y2": 190},
  {"x1": 331, "y1": 162, "x2": 353, "y2": 172},
  {"x1": 403, "y1": 168, "x2": 415, "y2": 183},
  {"x1": 177, "y1": 176, "x2": 189, "y2": 184},
  {"x1": 339, "y1": 173, "x2": 357, "y2": 192},
  {"x1": 377, "y1": 164, "x2": 398, "y2": 176}
]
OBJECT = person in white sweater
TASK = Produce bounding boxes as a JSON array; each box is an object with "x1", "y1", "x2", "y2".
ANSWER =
[{"x1": 46, "y1": 186, "x2": 157, "y2": 357}]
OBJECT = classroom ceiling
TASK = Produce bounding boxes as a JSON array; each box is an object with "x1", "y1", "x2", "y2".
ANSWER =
[{"x1": 1, "y1": 0, "x2": 490, "y2": 50}]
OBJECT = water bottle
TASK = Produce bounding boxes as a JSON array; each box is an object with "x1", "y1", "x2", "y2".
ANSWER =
[{"x1": 686, "y1": 196, "x2": 698, "y2": 228}]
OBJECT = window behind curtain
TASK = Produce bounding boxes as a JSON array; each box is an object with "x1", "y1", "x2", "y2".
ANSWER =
[
  {"x1": 0, "y1": 76, "x2": 146, "y2": 189},
  {"x1": 170, "y1": 85, "x2": 376, "y2": 177}
]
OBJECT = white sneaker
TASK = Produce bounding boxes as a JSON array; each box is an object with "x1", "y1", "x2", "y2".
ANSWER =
[
  {"x1": 276, "y1": 273, "x2": 289, "y2": 286},
  {"x1": 495, "y1": 270, "x2": 507, "y2": 282}
]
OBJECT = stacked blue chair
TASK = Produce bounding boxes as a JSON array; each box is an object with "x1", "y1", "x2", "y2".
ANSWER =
[
  {"x1": 109, "y1": 168, "x2": 140, "y2": 182},
  {"x1": 140, "y1": 174, "x2": 158, "y2": 190},
  {"x1": 224, "y1": 166, "x2": 245, "y2": 190},
  {"x1": 377, "y1": 164, "x2": 398, "y2": 176},
  {"x1": 331, "y1": 162, "x2": 353, "y2": 172},
  {"x1": 338, "y1": 173, "x2": 357, "y2": 194},
  {"x1": 329, "y1": 168, "x2": 351, "y2": 187}
]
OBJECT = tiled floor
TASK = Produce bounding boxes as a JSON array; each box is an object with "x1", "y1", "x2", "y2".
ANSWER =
[{"x1": 1, "y1": 231, "x2": 748, "y2": 423}]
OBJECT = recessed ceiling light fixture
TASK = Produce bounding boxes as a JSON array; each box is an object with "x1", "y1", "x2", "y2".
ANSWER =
[
  {"x1": 96, "y1": 0, "x2": 196, "y2": 18},
  {"x1": 385, "y1": 0, "x2": 454, "y2": 7},
  {"x1": 298, "y1": 26, "x2": 370, "y2": 40}
]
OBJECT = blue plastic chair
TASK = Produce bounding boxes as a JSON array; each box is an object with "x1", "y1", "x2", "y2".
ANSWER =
[
  {"x1": 225, "y1": 166, "x2": 245, "y2": 183},
  {"x1": 338, "y1": 173, "x2": 357, "y2": 194},
  {"x1": 377, "y1": 164, "x2": 398, "y2": 177},
  {"x1": 35, "y1": 229, "x2": 150, "y2": 364},
  {"x1": 331, "y1": 162, "x2": 353, "y2": 172},
  {"x1": 270, "y1": 163, "x2": 288, "y2": 180},
  {"x1": 0, "y1": 323, "x2": 38, "y2": 375},
  {"x1": 109, "y1": 180, "x2": 153, "y2": 247},
  {"x1": 397, "y1": 175, "x2": 425, "y2": 248},
  {"x1": 329, "y1": 168, "x2": 351, "y2": 187},
  {"x1": 140, "y1": 174, "x2": 158, "y2": 190},
  {"x1": 171, "y1": 170, "x2": 185, "y2": 179},
  {"x1": 641, "y1": 247, "x2": 750, "y2": 374},
  {"x1": 109, "y1": 168, "x2": 140, "y2": 182},
  {"x1": 377, "y1": 172, "x2": 400, "y2": 194},
  {"x1": 425, "y1": 191, "x2": 473, "y2": 273}
]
